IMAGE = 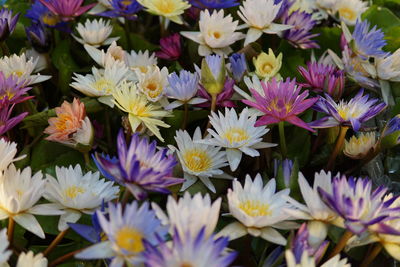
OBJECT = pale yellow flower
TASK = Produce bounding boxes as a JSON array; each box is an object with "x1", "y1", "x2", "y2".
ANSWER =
[
  {"x1": 343, "y1": 132, "x2": 376, "y2": 159},
  {"x1": 137, "y1": 0, "x2": 191, "y2": 24},
  {"x1": 253, "y1": 49, "x2": 282, "y2": 79}
]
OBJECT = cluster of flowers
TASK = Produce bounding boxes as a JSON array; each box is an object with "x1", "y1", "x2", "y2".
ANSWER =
[{"x1": 1, "y1": 0, "x2": 400, "y2": 266}]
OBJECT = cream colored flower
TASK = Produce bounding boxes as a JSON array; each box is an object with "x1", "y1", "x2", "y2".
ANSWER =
[
  {"x1": 125, "y1": 50, "x2": 157, "y2": 75},
  {"x1": 333, "y1": 0, "x2": 368, "y2": 26},
  {"x1": 344, "y1": 132, "x2": 376, "y2": 159},
  {"x1": 0, "y1": 139, "x2": 25, "y2": 172},
  {"x1": 16, "y1": 251, "x2": 47, "y2": 267},
  {"x1": 135, "y1": 65, "x2": 169, "y2": 102},
  {"x1": 73, "y1": 19, "x2": 119, "y2": 47},
  {"x1": 376, "y1": 48, "x2": 400, "y2": 82},
  {"x1": 85, "y1": 41, "x2": 126, "y2": 68},
  {"x1": 253, "y1": 49, "x2": 282, "y2": 79}
]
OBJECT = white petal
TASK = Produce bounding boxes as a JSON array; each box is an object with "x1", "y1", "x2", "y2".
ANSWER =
[
  {"x1": 14, "y1": 214, "x2": 45, "y2": 239},
  {"x1": 75, "y1": 241, "x2": 115, "y2": 259},
  {"x1": 199, "y1": 176, "x2": 216, "y2": 193},
  {"x1": 29, "y1": 203, "x2": 64, "y2": 215},
  {"x1": 244, "y1": 28, "x2": 263, "y2": 46},
  {"x1": 58, "y1": 210, "x2": 82, "y2": 231},
  {"x1": 226, "y1": 149, "x2": 242, "y2": 172},
  {"x1": 216, "y1": 222, "x2": 247, "y2": 241},
  {"x1": 260, "y1": 227, "x2": 286, "y2": 245}
]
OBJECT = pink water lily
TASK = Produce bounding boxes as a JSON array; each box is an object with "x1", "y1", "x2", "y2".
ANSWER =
[{"x1": 39, "y1": 0, "x2": 96, "y2": 21}]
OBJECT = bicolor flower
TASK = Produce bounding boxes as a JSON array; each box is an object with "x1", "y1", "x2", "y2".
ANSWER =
[
  {"x1": 333, "y1": 0, "x2": 368, "y2": 26},
  {"x1": 285, "y1": 171, "x2": 341, "y2": 248},
  {"x1": 156, "y1": 33, "x2": 182, "y2": 61},
  {"x1": 181, "y1": 10, "x2": 244, "y2": 56},
  {"x1": 76, "y1": 202, "x2": 167, "y2": 267},
  {"x1": 298, "y1": 61, "x2": 345, "y2": 100},
  {"x1": 144, "y1": 228, "x2": 237, "y2": 267},
  {"x1": 112, "y1": 81, "x2": 171, "y2": 141},
  {"x1": 238, "y1": 0, "x2": 292, "y2": 46},
  {"x1": 344, "y1": 132, "x2": 377, "y2": 159},
  {"x1": 38, "y1": 0, "x2": 96, "y2": 21},
  {"x1": 16, "y1": 251, "x2": 47, "y2": 267},
  {"x1": 0, "y1": 164, "x2": 63, "y2": 238},
  {"x1": 229, "y1": 53, "x2": 248, "y2": 82},
  {"x1": 164, "y1": 70, "x2": 206, "y2": 110},
  {"x1": 25, "y1": 1, "x2": 67, "y2": 30},
  {"x1": 85, "y1": 41, "x2": 126, "y2": 68},
  {"x1": 44, "y1": 165, "x2": 119, "y2": 231},
  {"x1": 93, "y1": 130, "x2": 183, "y2": 200},
  {"x1": 200, "y1": 54, "x2": 226, "y2": 95},
  {"x1": 152, "y1": 192, "x2": 221, "y2": 240},
  {"x1": 0, "y1": 139, "x2": 25, "y2": 172},
  {"x1": 310, "y1": 89, "x2": 386, "y2": 131},
  {"x1": 44, "y1": 98, "x2": 94, "y2": 150},
  {"x1": 319, "y1": 175, "x2": 400, "y2": 235},
  {"x1": 0, "y1": 229, "x2": 11, "y2": 265},
  {"x1": 0, "y1": 71, "x2": 32, "y2": 104},
  {"x1": 218, "y1": 174, "x2": 297, "y2": 245},
  {"x1": 0, "y1": 53, "x2": 51, "y2": 85},
  {"x1": 170, "y1": 127, "x2": 230, "y2": 193},
  {"x1": 97, "y1": 0, "x2": 143, "y2": 20},
  {"x1": 189, "y1": 0, "x2": 239, "y2": 9},
  {"x1": 253, "y1": 49, "x2": 282, "y2": 80},
  {"x1": 137, "y1": 0, "x2": 191, "y2": 25},
  {"x1": 70, "y1": 64, "x2": 130, "y2": 107},
  {"x1": 73, "y1": 19, "x2": 119, "y2": 47},
  {"x1": 198, "y1": 108, "x2": 276, "y2": 171},
  {"x1": 0, "y1": 8, "x2": 19, "y2": 41},
  {"x1": 0, "y1": 100, "x2": 28, "y2": 137},
  {"x1": 243, "y1": 78, "x2": 318, "y2": 132},
  {"x1": 135, "y1": 65, "x2": 169, "y2": 102},
  {"x1": 281, "y1": 10, "x2": 320, "y2": 49}
]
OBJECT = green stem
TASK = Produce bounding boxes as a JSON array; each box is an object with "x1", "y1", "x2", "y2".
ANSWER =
[
  {"x1": 360, "y1": 243, "x2": 382, "y2": 267},
  {"x1": 181, "y1": 102, "x2": 189, "y2": 130},
  {"x1": 124, "y1": 21, "x2": 132, "y2": 49},
  {"x1": 326, "y1": 126, "x2": 349, "y2": 171},
  {"x1": 327, "y1": 230, "x2": 353, "y2": 260},
  {"x1": 205, "y1": 94, "x2": 218, "y2": 136},
  {"x1": 83, "y1": 152, "x2": 90, "y2": 165},
  {"x1": 160, "y1": 17, "x2": 167, "y2": 37},
  {"x1": 121, "y1": 189, "x2": 131, "y2": 207},
  {"x1": 0, "y1": 42, "x2": 10, "y2": 56},
  {"x1": 278, "y1": 122, "x2": 287, "y2": 158}
]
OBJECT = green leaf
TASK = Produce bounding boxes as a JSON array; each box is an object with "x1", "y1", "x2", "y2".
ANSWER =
[
  {"x1": 384, "y1": 26, "x2": 400, "y2": 52},
  {"x1": 314, "y1": 27, "x2": 342, "y2": 56},
  {"x1": 362, "y1": 6, "x2": 400, "y2": 30},
  {"x1": 130, "y1": 32, "x2": 159, "y2": 52}
]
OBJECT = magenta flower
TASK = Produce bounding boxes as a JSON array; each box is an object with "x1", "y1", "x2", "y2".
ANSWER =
[
  {"x1": 0, "y1": 72, "x2": 32, "y2": 104},
  {"x1": 38, "y1": 0, "x2": 96, "y2": 21},
  {"x1": 156, "y1": 33, "x2": 182, "y2": 61},
  {"x1": 243, "y1": 78, "x2": 318, "y2": 132},
  {"x1": 0, "y1": 99, "x2": 28, "y2": 137},
  {"x1": 298, "y1": 62, "x2": 345, "y2": 100},
  {"x1": 197, "y1": 77, "x2": 236, "y2": 108}
]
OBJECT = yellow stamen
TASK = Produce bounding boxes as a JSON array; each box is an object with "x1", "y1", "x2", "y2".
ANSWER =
[
  {"x1": 338, "y1": 7, "x2": 357, "y2": 22},
  {"x1": 183, "y1": 149, "x2": 212, "y2": 172},
  {"x1": 115, "y1": 227, "x2": 144, "y2": 254},
  {"x1": 64, "y1": 186, "x2": 86, "y2": 199},
  {"x1": 238, "y1": 200, "x2": 271, "y2": 217},
  {"x1": 222, "y1": 128, "x2": 249, "y2": 144}
]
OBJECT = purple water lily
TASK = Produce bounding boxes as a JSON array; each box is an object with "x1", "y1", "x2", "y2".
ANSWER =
[
  {"x1": 189, "y1": 0, "x2": 239, "y2": 9},
  {"x1": 93, "y1": 130, "x2": 183, "y2": 200},
  {"x1": 0, "y1": 8, "x2": 19, "y2": 42},
  {"x1": 0, "y1": 99, "x2": 28, "y2": 137},
  {"x1": 352, "y1": 20, "x2": 388, "y2": 60},
  {"x1": 38, "y1": 0, "x2": 96, "y2": 21},
  {"x1": 229, "y1": 53, "x2": 248, "y2": 82},
  {"x1": 97, "y1": 0, "x2": 143, "y2": 20},
  {"x1": 0, "y1": 72, "x2": 32, "y2": 104},
  {"x1": 197, "y1": 77, "x2": 236, "y2": 108},
  {"x1": 156, "y1": 33, "x2": 182, "y2": 61}
]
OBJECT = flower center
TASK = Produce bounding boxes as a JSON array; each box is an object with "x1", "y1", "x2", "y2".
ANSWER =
[
  {"x1": 222, "y1": 128, "x2": 249, "y2": 144},
  {"x1": 213, "y1": 31, "x2": 222, "y2": 39},
  {"x1": 121, "y1": 0, "x2": 133, "y2": 6},
  {"x1": 238, "y1": 200, "x2": 271, "y2": 217},
  {"x1": 42, "y1": 13, "x2": 59, "y2": 26},
  {"x1": 262, "y1": 63, "x2": 274, "y2": 74},
  {"x1": 54, "y1": 114, "x2": 74, "y2": 131},
  {"x1": 129, "y1": 100, "x2": 150, "y2": 117},
  {"x1": 155, "y1": 0, "x2": 176, "y2": 14},
  {"x1": 180, "y1": 263, "x2": 193, "y2": 267},
  {"x1": 338, "y1": 7, "x2": 357, "y2": 21},
  {"x1": 337, "y1": 103, "x2": 362, "y2": 120},
  {"x1": 11, "y1": 70, "x2": 24, "y2": 77},
  {"x1": 94, "y1": 78, "x2": 113, "y2": 94},
  {"x1": 115, "y1": 227, "x2": 144, "y2": 254},
  {"x1": 183, "y1": 148, "x2": 212, "y2": 173},
  {"x1": 64, "y1": 186, "x2": 86, "y2": 199}
]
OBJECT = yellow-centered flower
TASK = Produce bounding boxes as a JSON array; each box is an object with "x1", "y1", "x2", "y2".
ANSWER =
[{"x1": 253, "y1": 49, "x2": 282, "y2": 79}]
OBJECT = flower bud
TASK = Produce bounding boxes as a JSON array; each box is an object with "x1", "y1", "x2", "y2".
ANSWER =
[{"x1": 200, "y1": 54, "x2": 226, "y2": 95}]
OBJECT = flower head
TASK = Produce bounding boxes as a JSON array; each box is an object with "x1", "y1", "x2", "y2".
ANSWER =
[
  {"x1": 171, "y1": 127, "x2": 230, "y2": 193},
  {"x1": 285, "y1": 250, "x2": 350, "y2": 267},
  {"x1": 181, "y1": 9, "x2": 244, "y2": 56},
  {"x1": 44, "y1": 165, "x2": 119, "y2": 231},
  {"x1": 310, "y1": 89, "x2": 386, "y2": 131},
  {"x1": 16, "y1": 251, "x2": 47, "y2": 267},
  {"x1": 238, "y1": 0, "x2": 292, "y2": 45},
  {"x1": 243, "y1": 78, "x2": 318, "y2": 132},
  {"x1": 38, "y1": 0, "x2": 96, "y2": 21},
  {"x1": 137, "y1": 0, "x2": 191, "y2": 24},
  {"x1": 165, "y1": 70, "x2": 205, "y2": 110},
  {"x1": 156, "y1": 33, "x2": 182, "y2": 61},
  {"x1": 319, "y1": 175, "x2": 400, "y2": 235},
  {"x1": 44, "y1": 98, "x2": 94, "y2": 149},
  {"x1": 25, "y1": 22, "x2": 50, "y2": 53},
  {"x1": 199, "y1": 108, "x2": 276, "y2": 171},
  {"x1": 189, "y1": 0, "x2": 239, "y2": 9},
  {"x1": 253, "y1": 49, "x2": 283, "y2": 79},
  {"x1": 0, "y1": 164, "x2": 62, "y2": 238},
  {"x1": 351, "y1": 20, "x2": 388, "y2": 59},
  {"x1": 376, "y1": 48, "x2": 400, "y2": 82},
  {"x1": 298, "y1": 61, "x2": 345, "y2": 100},
  {"x1": 0, "y1": 139, "x2": 25, "y2": 172},
  {"x1": 152, "y1": 192, "x2": 221, "y2": 239},
  {"x1": 200, "y1": 54, "x2": 226, "y2": 95},
  {"x1": 0, "y1": 8, "x2": 19, "y2": 41},
  {"x1": 333, "y1": 0, "x2": 368, "y2": 26},
  {"x1": 98, "y1": 0, "x2": 143, "y2": 20},
  {"x1": 26, "y1": 1, "x2": 67, "y2": 30},
  {"x1": 135, "y1": 65, "x2": 169, "y2": 102},
  {"x1": 0, "y1": 71, "x2": 32, "y2": 104},
  {"x1": 112, "y1": 81, "x2": 171, "y2": 141},
  {"x1": 85, "y1": 41, "x2": 126, "y2": 68},
  {"x1": 229, "y1": 53, "x2": 248, "y2": 82},
  {"x1": 218, "y1": 174, "x2": 297, "y2": 244},
  {"x1": 0, "y1": 100, "x2": 28, "y2": 137},
  {"x1": 125, "y1": 50, "x2": 158, "y2": 72},
  {"x1": 344, "y1": 132, "x2": 377, "y2": 159},
  {"x1": 281, "y1": 10, "x2": 320, "y2": 49},
  {"x1": 73, "y1": 19, "x2": 119, "y2": 47},
  {"x1": 76, "y1": 201, "x2": 167, "y2": 266},
  {"x1": 93, "y1": 130, "x2": 183, "y2": 200},
  {"x1": 144, "y1": 228, "x2": 237, "y2": 267}
]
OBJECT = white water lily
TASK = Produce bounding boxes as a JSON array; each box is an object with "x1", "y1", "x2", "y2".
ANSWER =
[
  {"x1": 333, "y1": 0, "x2": 368, "y2": 26},
  {"x1": 181, "y1": 10, "x2": 245, "y2": 56},
  {"x1": 238, "y1": 0, "x2": 293, "y2": 46},
  {"x1": 70, "y1": 64, "x2": 130, "y2": 107},
  {"x1": 0, "y1": 229, "x2": 11, "y2": 266},
  {"x1": 16, "y1": 251, "x2": 47, "y2": 267},
  {"x1": 0, "y1": 53, "x2": 51, "y2": 85},
  {"x1": 85, "y1": 41, "x2": 126, "y2": 68},
  {"x1": 198, "y1": 108, "x2": 276, "y2": 171},
  {"x1": 344, "y1": 132, "x2": 377, "y2": 159},
  {"x1": 44, "y1": 165, "x2": 119, "y2": 231},
  {"x1": 73, "y1": 19, "x2": 119, "y2": 47},
  {"x1": 0, "y1": 139, "x2": 25, "y2": 172},
  {"x1": 376, "y1": 48, "x2": 400, "y2": 82},
  {"x1": 125, "y1": 50, "x2": 158, "y2": 75},
  {"x1": 170, "y1": 127, "x2": 230, "y2": 193},
  {"x1": 135, "y1": 65, "x2": 169, "y2": 102},
  {"x1": 285, "y1": 250, "x2": 350, "y2": 267},
  {"x1": 0, "y1": 165, "x2": 63, "y2": 238},
  {"x1": 152, "y1": 191, "x2": 221, "y2": 240},
  {"x1": 217, "y1": 174, "x2": 298, "y2": 245}
]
